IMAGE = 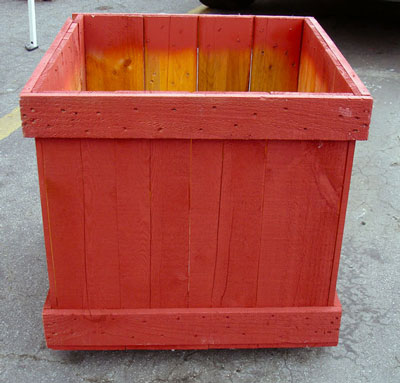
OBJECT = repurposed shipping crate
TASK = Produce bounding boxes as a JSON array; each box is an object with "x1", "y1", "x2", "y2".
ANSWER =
[{"x1": 20, "y1": 14, "x2": 372, "y2": 350}]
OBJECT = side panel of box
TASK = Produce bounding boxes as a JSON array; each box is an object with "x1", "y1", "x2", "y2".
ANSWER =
[
  {"x1": 257, "y1": 140, "x2": 348, "y2": 307},
  {"x1": 37, "y1": 137, "x2": 349, "y2": 309},
  {"x1": 36, "y1": 138, "x2": 87, "y2": 309}
]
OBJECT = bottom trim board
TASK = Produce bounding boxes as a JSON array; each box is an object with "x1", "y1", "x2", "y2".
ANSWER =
[{"x1": 43, "y1": 293, "x2": 342, "y2": 350}]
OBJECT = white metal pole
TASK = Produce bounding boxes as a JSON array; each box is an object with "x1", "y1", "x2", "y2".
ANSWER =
[{"x1": 26, "y1": 0, "x2": 38, "y2": 51}]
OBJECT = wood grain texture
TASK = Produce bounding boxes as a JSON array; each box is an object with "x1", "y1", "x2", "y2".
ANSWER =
[
  {"x1": 72, "y1": 15, "x2": 87, "y2": 90},
  {"x1": 328, "y1": 141, "x2": 356, "y2": 304},
  {"x1": 188, "y1": 140, "x2": 223, "y2": 307},
  {"x1": 150, "y1": 140, "x2": 190, "y2": 308},
  {"x1": 81, "y1": 139, "x2": 120, "y2": 309},
  {"x1": 212, "y1": 141, "x2": 266, "y2": 307},
  {"x1": 21, "y1": 93, "x2": 372, "y2": 141},
  {"x1": 33, "y1": 23, "x2": 82, "y2": 92},
  {"x1": 256, "y1": 141, "x2": 348, "y2": 307},
  {"x1": 298, "y1": 21, "x2": 352, "y2": 93},
  {"x1": 35, "y1": 140, "x2": 58, "y2": 307},
  {"x1": 42, "y1": 292, "x2": 342, "y2": 349},
  {"x1": 39, "y1": 139, "x2": 86, "y2": 309},
  {"x1": 251, "y1": 17, "x2": 303, "y2": 92},
  {"x1": 22, "y1": 18, "x2": 73, "y2": 93},
  {"x1": 84, "y1": 14, "x2": 144, "y2": 91},
  {"x1": 144, "y1": 15, "x2": 198, "y2": 91},
  {"x1": 198, "y1": 15, "x2": 253, "y2": 91},
  {"x1": 115, "y1": 140, "x2": 151, "y2": 308},
  {"x1": 305, "y1": 18, "x2": 370, "y2": 96},
  {"x1": 143, "y1": 17, "x2": 194, "y2": 308}
]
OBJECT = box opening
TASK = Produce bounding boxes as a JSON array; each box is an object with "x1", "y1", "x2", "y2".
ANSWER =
[{"x1": 32, "y1": 14, "x2": 355, "y2": 94}]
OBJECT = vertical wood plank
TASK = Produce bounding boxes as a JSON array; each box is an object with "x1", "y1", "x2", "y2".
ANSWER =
[
  {"x1": 72, "y1": 15, "x2": 87, "y2": 90},
  {"x1": 256, "y1": 141, "x2": 348, "y2": 307},
  {"x1": 115, "y1": 140, "x2": 151, "y2": 308},
  {"x1": 40, "y1": 139, "x2": 86, "y2": 309},
  {"x1": 251, "y1": 17, "x2": 303, "y2": 92},
  {"x1": 33, "y1": 24, "x2": 82, "y2": 92},
  {"x1": 36, "y1": 139, "x2": 57, "y2": 308},
  {"x1": 189, "y1": 140, "x2": 223, "y2": 307},
  {"x1": 328, "y1": 141, "x2": 355, "y2": 304},
  {"x1": 81, "y1": 139, "x2": 120, "y2": 309},
  {"x1": 22, "y1": 18, "x2": 73, "y2": 93},
  {"x1": 150, "y1": 140, "x2": 190, "y2": 308},
  {"x1": 211, "y1": 141, "x2": 266, "y2": 307},
  {"x1": 144, "y1": 16, "x2": 197, "y2": 308},
  {"x1": 144, "y1": 15, "x2": 198, "y2": 91},
  {"x1": 84, "y1": 15, "x2": 144, "y2": 91},
  {"x1": 298, "y1": 21, "x2": 352, "y2": 93},
  {"x1": 198, "y1": 15, "x2": 254, "y2": 91}
]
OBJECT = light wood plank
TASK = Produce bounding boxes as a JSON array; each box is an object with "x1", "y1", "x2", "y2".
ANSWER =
[
  {"x1": 198, "y1": 15, "x2": 253, "y2": 91},
  {"x1": 84, "y1": 15, "x2": 144, "y2": 91},
  {"x1": 251, "y1": 17, "x2": 303, "y2": 92}
]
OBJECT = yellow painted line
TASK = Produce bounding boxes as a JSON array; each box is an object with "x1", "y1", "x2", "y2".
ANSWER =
[
  {"x1": 187, "y1": 5, "x2": 209, "y2": 14},
  {"x1": 0, "y1": 107, "x2": 21, "y2": 140}
]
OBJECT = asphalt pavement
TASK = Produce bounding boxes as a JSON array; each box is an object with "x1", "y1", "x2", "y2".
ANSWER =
[{"x1": 0, "y1": 0, "x2": 399, "y2": 382}]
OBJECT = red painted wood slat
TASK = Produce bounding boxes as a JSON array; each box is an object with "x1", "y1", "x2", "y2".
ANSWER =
[
  {"x1": 115, "y1": 140, "x2": 151, "y2": 308},
  {"x1": 33, "y1": 23, "x2": 82, "y2": 92},
  {"x1": 189, "y1": 140, "x2": 223, "y2": 307},
  {"x1": 42, "y1": 293, "x2": 342, "y2": 349},
  {"x1": 212, "y1": 141, "x2": 266, "y2": 307},
  {"x1": 328, "y1": 141, "x2": 356, "y2": 304},
  {"x1": 22, "y1": 18, "x2": 73, "y2": 93},
  {"x1": 298, "y1": 21, "x2": 353, "y2": 93},
  {"x1": 305, "y1": 18, "x2": 370, "y2": 96},
  {"x1": 81, "y1": 139, "x2": 120, "y2": 309},
  {"x1": 39, "y1": 139, "x2": 86, "y2": 309},
  {"x1": 20, "y1": 93, "x2": 372, "y2": 141},
  {"x1": 72, "y1": 15, "x2": 87, "y2": 90},
  {"x1": 150, "y1": 140, "x2": 190, "y2": 308},
  {"x1": 256, "y1": 141, "x2": 348, "y2": 307}
]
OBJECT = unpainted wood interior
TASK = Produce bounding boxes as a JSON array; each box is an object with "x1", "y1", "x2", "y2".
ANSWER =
[{"x1": 33, "y1": 15, "x2": 354, "y2": 93}]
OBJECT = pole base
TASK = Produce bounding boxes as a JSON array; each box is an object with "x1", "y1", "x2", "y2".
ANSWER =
[{"x1": 25, "y1": 43, "x2": 38, "y2": 52}]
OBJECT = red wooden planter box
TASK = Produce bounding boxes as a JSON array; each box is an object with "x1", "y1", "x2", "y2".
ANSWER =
[{"x1": 20, "y1": 14, "x2": 372, "y2": 350}]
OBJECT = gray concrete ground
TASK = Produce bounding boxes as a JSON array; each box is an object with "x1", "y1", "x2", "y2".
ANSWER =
[{"x1": 0, "y1": 0, "x2": 399, "y2": 382}]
